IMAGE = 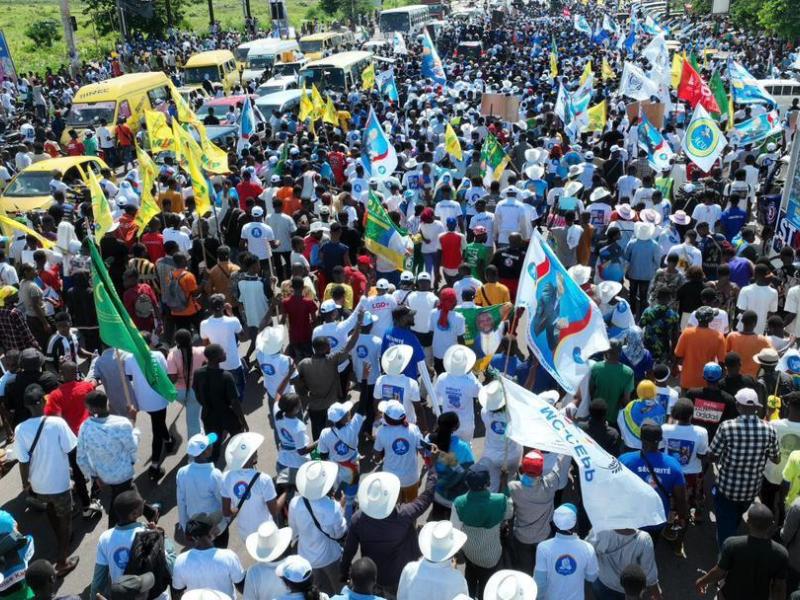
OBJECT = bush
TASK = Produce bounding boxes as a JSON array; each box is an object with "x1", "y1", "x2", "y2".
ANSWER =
[{"x1": 24, "y1": 20, "x2": 61, "y2": 48}]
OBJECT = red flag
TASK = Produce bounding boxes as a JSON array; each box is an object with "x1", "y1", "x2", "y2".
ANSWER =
[
  {"x1": 562, "y1": 7, "x2": 571, "y2": 16},
  {"x1": 677, "y1": 61, "x2": 720, "y2": 114}
]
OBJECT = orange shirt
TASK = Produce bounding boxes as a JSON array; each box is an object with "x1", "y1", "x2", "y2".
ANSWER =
[
  {"x1": 675, "y1": 326, "x2": 726, "y2": 389},
  {"x1": 158, "y1": 190, "x2": 184, "y2": 212},
  {"x1": 169, "y1": 269, "x2": 200, "y2": 316},
  {"x1": 725, "y1": 332, "x2": 773, "y2": 377}
]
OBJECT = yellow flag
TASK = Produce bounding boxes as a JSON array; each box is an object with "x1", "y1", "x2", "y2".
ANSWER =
[
  {"x1": 299, "y1": 86, "x2": 314, "y2": 122},
  {"x1": 87, "y1": 168, "x2": 114, "y2": 242},
  {"x1": 549, "y1": 37, "x2": 558, "y2": 77},
  {"x1": 134, "y1": 145, "x2": 160, "y2": 235},
  {"x1": 323, "y1": 96, "x2": 338, "y2": 126},
  {"x1": 580, "y1": 61, "x2": 593, "y2": 86},
  {"x1": 0, "y1": 214, "x2": 54, "y2": 249},
  {"x1": 671, "y1": 53, "x2": 684, "y2": 89},
  {"x1": 144, "y1": 110, "x2": 174, "y2": 153},
  {"x1": 166, "y1": 80, "x2": 198, "y2": 125},
  {"x1": 361, "y1": 63, "x2": 375, "y2": 91},
  {"x1": 601, "y1": 58, "x2": 615, "y2": 81},
  {"x1": 311, "y1": 84, "x2": 325, "y2": 118},
  {"x1": 585, "y1": 101, "x2": 607, "y2": 132},
  {"x1": 444, "y1": 123, "x2": 463, "y2": 161},
  {"x1": 174, "y1": 124, "x2": 211, "y2": 217}
]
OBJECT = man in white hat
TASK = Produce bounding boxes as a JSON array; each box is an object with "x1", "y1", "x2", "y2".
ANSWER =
[
  {"x1": 356, "y1": 278, "x2": 398, "y2": 340},
  {"x1": 477, "y1": 380, "x2": 523, "y2": 492},
  {"x1": 434, "y1": 345, "x2": 481, "y2": 440},
  {"x1": 494, "y1": 186, "x2": 529, "y2": 246},
  {"x1": 254, "y1": 326, "x2": 293, "y2": 445},
  {"x1": 396, "y1": 521, "x2": 469, "y2": 600},
  {"x1": 176, "y1": 433, "x2": 225, "y2": 547},
  {"x1": 288, "y1": 460, "x2": 347, "y2": 594},
  {"x1": 623, "y1": 222, "x2": 661, "y2": 317},
  {"x1": 534, "y1": 504, "x2": 599, "y2": 600},
  {"x1": 587, "y1": 187, "x2": 613, "y2": 230},
  {"x1": 374, "y1": 345, "x2": 422, "y2": 425},
  {"x1": 242, "y1": 521, "x2": 293, "y2": 600},
  {"x1": 483, "y1": 569, "x2": 538, "y2": 600}
]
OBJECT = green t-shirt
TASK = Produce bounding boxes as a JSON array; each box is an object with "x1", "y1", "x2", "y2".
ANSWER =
[
  {"x1": 590, "y1": 361, "x2": 634, "y2": 422},
  {"x1": 464, "y1": 242, "x2": 491, "y2": 279}
]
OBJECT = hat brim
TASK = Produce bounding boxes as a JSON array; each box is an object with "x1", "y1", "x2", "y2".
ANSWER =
[
  {"x1": 483, "y1": 570, "x2": 537, "y2": 600},
  {"x1": 753, "y1": 356, "x2": 779, "y2": 366},
  {"x1": 296, "y1": 461, "x2": 339, "y2": 501},
  {"x1": 478, "y1": 385, "x2": 505, "y2": 410},
  {"x1": 224, "y1": 432, "x2": 264, "y2": 471},
  {"x1": 381, "y1": 345, "x2": 414, "y2": 375},
  {"x1": 358, "y1": 472, "x2": 402, "y2": 520},
  {"x1": 245, "y1": 526, "x2": 293, "y2": 563},
  {"x1": 442, "y1": 345, "x2": 477, "y2": 376},
  {"x1": 418, "y1": 524, "x2": 468, "y2": 563}
]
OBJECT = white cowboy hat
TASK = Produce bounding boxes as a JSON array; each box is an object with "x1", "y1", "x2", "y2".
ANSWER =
[
  {"x1": 357, "y1": 472, "x2": 402, "y2": 520},
  {"x1": 478, "y1": 379, "x2": 506, "y2": 411},
  {"x1": 614, "y1": 203, "x2": 635, "y2": 220},
  {"x1": 567, "y1": 164, "x2": 585, "y2": 178},
  {"x1": 225, "y1": 432, "x2": 264, "y2": 471},
  {"x1": 564, "y1": 181, "x2": 583, "y2": 197},
  {"x1": 296, "y1": 460, "x2": 339, "y2": 501},
  {"x1": 639, "y1": 208, "x2": 663, "y2": 225},
  {"x1": 245, "y1": 521, "x2": 293, "y2": 563},
  {"x1": 596, "y1": 280, "x2": 623, "y2": 304},
  {"x1": 484, "y1": 570, "x2": 538, "y2": 600},
  {"x1": 524, "y1": 148, "x2": 541, "y2": 163},
  {"x1": 418, "y1": 521, "x2": 468, "y2": 563},
  {"x1": 634, "y1": 222, "x2": 656, "y2": 241},
  {"x1": 381, "y1": 344, "x2": 414, "y2": 376},
  {"x1": 589, "y1": 187, "x2": 611, "y2": 203},
  {"x1": 256, "y1": 326, "x2": 284, "y2": 356},
  {"x1": 669, "y1": 210, "x2": 691, "y2": 226},
  {"x1": 524, "y1": 164, "x2": 544, "y2": 180},
  {"x1": 443, "y1": 345, "x2": 476, "y2": 376},
  {"x1": 567, "y1": 264, "x2": 592, "y2": 286}
]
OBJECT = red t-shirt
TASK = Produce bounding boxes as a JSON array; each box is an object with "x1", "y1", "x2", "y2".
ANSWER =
[
  {"x1": 439, "y1": 232, "x2": 464, "y2": 270},
  {"x1": 123, "y1": 283, "x2": 159, "y2": 331},
  {"x1": 282, "y1": 295, "x2": 318, "y2": 344},
  {"x1": 45, "y1": 381, "x2": 94, "y2": 434},
  {"x1": 344, "y1": 266, "x2": 368, "y2": 306},
  {"x1": 236, "y1": 181, "x2": 264, "y2": 209},
  {"x1": 141, "y1": 232, "x2": 166, "y2": 262},
  {"x1": 66, "y1": 140, "x2": 84, "y2": 156},
  {"x1": 328, "y1": 151, "x2": 346, "y2": 186}
]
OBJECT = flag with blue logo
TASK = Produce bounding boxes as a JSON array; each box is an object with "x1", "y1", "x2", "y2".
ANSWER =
[
  {"x1": 375, "y1": 69, "x2": 400, "y2": 102},
  {"x1": 236, "y1": 95, "x2": 256, "y2": 154},
  {"x1": 638, "y1": 114, "x2": 674, "y2": 171},
  {"x1": 362, "y1": 107, "x2": 398, "y2": 179},
  {"x1": 515, "y1": 231, "x2": 610, "y2": 394},
  {"x1": 573, "y1": 14, "x2": 592, "y2": 36},
  {"x1": 682, "y1": 104, "x2": 728, "y2": 173},
  {"x1": 730, "y1": 111, "x2": 781, "y2": 147},
  {"x1": 728, "y1": 59, "x2": 776, "y2": 107},
  {"x1": 421, "y1": 29, "x2": 446, "y2": 87}
]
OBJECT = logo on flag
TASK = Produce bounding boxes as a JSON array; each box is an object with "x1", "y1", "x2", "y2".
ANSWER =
[
  {"x1": 682, "y1": 104, "x2": 727, "y2": 173},
  {"x1": 362, "y1": 107, "x2": 397, "y2": 178}
]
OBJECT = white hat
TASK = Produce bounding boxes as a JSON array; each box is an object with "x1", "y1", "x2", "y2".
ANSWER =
[
  {"x1": 377, "y1": 399, "x2": 406, "y2": 420},
  {"x1": 443, "y1": 344, "x2": 476, "y2": 376},
  {"x1": 327, "y1": 400, "x2": 354, "y2": 423},
  {"x1": 319, "y1": 299, "x2": 341, "y2": 314},
  {"x1": 614, "y1": 203, "x2": 635, "y2": 220},
  {"x1": 564, "y1": 181, "x2": 583, "y2": 197},
  {"x1": 361, "y1": 311, "x2": 379, "y2": 326},
  {"x1": 357, "y1": 472, "x2": 401, "y2": 520},
  {"x1": 417, "y1": 271, "x2": 432, "y2": 282},
  {"x1": 256, "y1": 326, "x2": 284, "y2": 355},
  {"x1": 596, "y1": 280, "x2": 623, "y2": 304},
  {"x1": 400, "y1": 270, "x2": 415, "y2": 282},
  {"x1": 251, "y1": 206, "x2": 264, "y2": 217},
  {"x1": 270, "y1": 174, "x2": 281, "y2": 183},
  {"x1": 524, "y1": 148, "x2": 541, "y2": 163},
  {"x1": 735, "y1": 387, "x2": 761, "y2": 407},
  {"x1": 589, "y1": 187, "x2": 611, "y2": 202},
  {"x1": 634, "y1": 221, "x2": 656, "y2": 241},
  {"x1": 567, "y1": 164, "x2": 584, "y2": 178},
  {"x1": 584, "y1": 150, "x2": 594, "y2": 161},
  {"x1": 484, "y1": 570, "x2": 538, "y2": 600},
  {"x1": 296, "y1": 460, "x2": 339, "y2": 500},
  {"x1": 276, "y1": 555, "x2": 313, "y2": 584},
  {"x1": 669, "y1": 210, "x2": 691, "y2": 225},
  {"x1": 225, "y1": 432, "x2": 264, "y2": 471},
  {"x1": 478, "y1": 379, "x2": 505, "y2": 411},
  {"x1": 767, "y1": 142, "x2": 777, "y2": 152},
  {"x1": 405, "y1": 158, "x2": 419, "y2": 169},
  {"x1": 553, "y1": 503, "x2": 578, "y2": 530},
  {"x1": 418, "y1": 521, "x2": 468, "y2": 562},
  {"x1": 568, "y1": 264, "x2": 592, "y2": 286},
  {"x1": 245, "y1": 521, "x2": 293, "y2": 563},
  {"x1": 182, "y1": 591, "x2": 232, "y2": 600},
  {"x1": 309, "y1": 221, "x2": 330, "y2": 233},
  {"x1": 639, "y1": 208, "x2": 663, "y2": 225},
  {"x1": 381, "y1": 344, "x2": 414, "y2": 375},
  {"x1": 376, "y1": 278, "x2": 391, "y2": 290},
  {"x1": 524, "y1": 164, "x2": 544, "y2": 180},
  {"x1": 187, "y1": 432, "x2": 218, "y2": 458},
  {"x1": 610, "y1": 144, "x2": 621, "y2": 153}
]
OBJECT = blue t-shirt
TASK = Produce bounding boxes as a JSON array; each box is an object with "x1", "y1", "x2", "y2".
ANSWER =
[
  {"x1": 619, "y1": 450, "x2": 685, "y2": 521},
  {"x1": 381, "y1": 326, "x2": 426, "y2": 379},
  {"x1": 720, "y1": 206, "x2": 747, "y2": 241}
]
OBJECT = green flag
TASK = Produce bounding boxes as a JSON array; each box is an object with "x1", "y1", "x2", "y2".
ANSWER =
[
  {"x1": 274, "y1": 143, "x2": 290, "y2": 177},
  {"x1": 688, "y1": 51, "x2": 701, "y2": 73},
  {"x1": 709, "y1": 71, "x2": 728, "y2": 119},
  {"x1": 479, "y1": 133, "x2": 510, "y2": 185},
  {"x1": 88, "y1": 240, "x2": 176, "y2": 402},
  {"x1": 365, "y1": 192, "x2": 410, "y2": 270}
]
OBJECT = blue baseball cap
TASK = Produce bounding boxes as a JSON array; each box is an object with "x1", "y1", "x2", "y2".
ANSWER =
[{"x1": 703, "y1": 362, "x2": 723, "y2": 383}]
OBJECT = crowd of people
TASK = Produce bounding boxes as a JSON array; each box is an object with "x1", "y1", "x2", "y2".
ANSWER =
[{"x1": 0, "y1": 0, "x2": 799, "y2": 599}]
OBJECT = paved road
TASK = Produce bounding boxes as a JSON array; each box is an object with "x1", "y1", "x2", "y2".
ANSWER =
[{"x1": 0, "y1": 363, "x2": 721, "y2": 599}]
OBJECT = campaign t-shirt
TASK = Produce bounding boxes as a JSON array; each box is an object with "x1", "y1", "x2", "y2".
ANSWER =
[
  {"x1": 273, "y1": 407, "x2": 311, "y2": 469},
  {"x1": 351, "y1": 333, "x2": 382, "y2": 385},
  {"x1": 318, "y1": 414, "x2": 365, "y2": 464},
  {"x1": 661, "y1": 423, "x2": 709, "y2": 475},
  {"x1": 434, "y1": 372, "x2": 481, "y2": 439},
  {"x1": 381, "y1": 326, "x2": 426, "y2": 379},
  {"x1": 200, "y1": 316, "x2": 243, "y2": 371},
  {"x1": 374, "y1": 374, "x2": 420, "y2": 424},
  {"x1": 481, "y1": 407, "x2": 522, "y2": 463},
  {"x1": 96, "y1": 523, "x2": 148, "y2": 583},
  {"x1": 375, "y1": 423, "x2": 423, "y2": 487},
  {"x1": 534, "y1": 534, "x2": 599, "y2": 600},
  {"x1": 221, "y1": 469, "x2": 277, "y2": 539},
  {"x1": 241, "y1": 222, "x2": 275, "y2": 260},
  {"x1": 619, "y1": 450, "x2": 685, "y2": 521},
  {"x1": 429, "y1": 310, "x2": 467, "y2": 359},
  {"x1": 172, "y1": 547, "x2": 245, "y2": 598},
  {"x1": 256, "y1": 351, "x2": 294, "y2": 398}
]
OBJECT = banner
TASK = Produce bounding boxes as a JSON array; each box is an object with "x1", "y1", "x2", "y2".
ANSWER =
[
  {"x1": 362, "y1": 107, "x2": 397, "y2": 178},
  {"x1": 0, "y1": 30, "x2": 17, "y2": 83},
  {"x1": 774, "y1": 136, "x2": 800, "y2": 253},
  {"x1": 682, "y1": 104, "x2": 727, "y2": 173},
  {"x1": 515, "y1": 231, "x2": 609, "y2": 394},
  {"x1": 421, "y1": 29, "x2": 446, "y2": 87},
  {"x1": 618, "y1": 62, "x2": 658, "y2": 101},
  {"x1": 501, "y1": 376, "x2": 666, "y2": 530},
  {"x1": 729, "y1": 111, "x2": 781, "y2": 147},
  {"x1": 728, "y1": 59, "x2": 776, "y2": 107},
  {"x1": 638, "y1": 115, "x2": 674, "y2": 172}
]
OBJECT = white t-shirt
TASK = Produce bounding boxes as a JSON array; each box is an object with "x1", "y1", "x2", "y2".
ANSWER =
[
  {"x1": 434, "y1": 199, "x2": 462, "y2": 224},
  {"x1": 469, "y1": 212, "x2": 495, "y2": 246},
  {"x1": 534, "y1": 534, "x2": 599, "y2": 600},
  {"x1": 241, "y1": 222, "x2": 276, "y2": 260},
  {"x1": 495, "y1": 199, "x2": 528, "y2": 243},
  {"x1": 243, "y1": 563, "x2": 287, "y2": 600},
  {"x1": 453, "y1": 277, "x2": 482, "y2": 303},
  {"x1": 480, "y1": 407, "x2": 522, "y2": 463},
  {"x1": 429, "y1": 309, "x2": 467, "y2": 358},
  {"x1": 356, "y1": 294, "x2": 397, "y2": 340},
  {"x1": 221, "y1": 469, "x2": 277, "y2": 540},
  {"x1": 433, "y1": 372, "x2": 481, "y2": 439},
  {"x1": 318, "y1": 414, "x2": 365, "y2": 464},
  {"x1": 374, "y1": 374, "x2": 420, "y2": 424},
  {"x1": 96, "y1": 523, "x2": 148, "y2": 583},
  {"x1": 691, "y1": 203, "x2": 723, "y2": 230},
  {"x1": 736, "y1": 283, "x2": 779, "y2": 334},
  {"x1": 661, "y1": 423, "x2": 709, "y2": 475},
  {"x1": 420, "y1": 221, "x2": 446, "y2": 254},
  {"x1": 200, "y1": 316, "x2": 243, "y2": 371},
  {"x1": 256, "y1": 351, "x2": 294, "y2": 398},
  {"x1": 785, "y1": 285, "x2": 800, "y2": 337},
  {"x1": 351, "y1": 333, "x2": 382, "y2": 385},
  {"x1": 14, "y1": 416, "x2": 76, "y2": 494},
  {"x1": 125, "y1": 351, "x2": 169, "y2": 412},
  {"x1": 163, "y1": 227, "x2": 192, "y2": 252},
  {"x1": 273, "y1": 407, "x2": 311, "y2": 469},
  {"x1": 172, "y1": 547, "x2": 245, "y2": 598},
  {"x1": 687, "y1": 308, "x2": 730, "y2": 334},
  {"x1": 406, "y1": 291, "x2": 438, "y2": 334},
  {"x1": 764, "y1": 419, "x2": 800, "y2": 485},
  {"x1": 374, "y1": 423, "x2": 424, "y2": 486}
]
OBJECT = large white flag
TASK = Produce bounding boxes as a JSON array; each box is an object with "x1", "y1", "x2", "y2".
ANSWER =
[
  {"x1": 618, "y1": 62, "x2": 659, "y2": 101},
  {"x1": 501, "y1": 375, "x2": 667, "y2": 531},
  {"x1": 682, "y1": 104, "x2": 727, "y2": 173},
  {"x1": 642, "y1": 35, "x2": 670, "y2": 87}
]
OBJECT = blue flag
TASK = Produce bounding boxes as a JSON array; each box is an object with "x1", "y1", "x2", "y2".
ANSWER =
[
  {"x1": 730, "y1": 111, "x2": 781, "y2": 147},
  {"x1": 236, "y1": 95, "x2": 256, "y2": 154},
  {"x1": 574, "y1": 14, "x2": 592, "y2": 36},
  {"x1": 592, "y1": 22, "x2": 610, "y2": 45},
  {"x1": 728, "y1": 59, "x2": 776, "y2": 107},
  {"x1": 376, "y1": 69, "x2": 400, "y2": 102},
  {"x1": 623, "y1": 27, "x2": 637, "y2": 54},
  {"x1": 362, "y1": 107, "x2": 398, "y2": 178},
  {"x1": 421, "y1": 29, "x2": 446, "y2": 87},
  {"x1": 637, "y1": 115, "x2": 674, "y2": 171}
]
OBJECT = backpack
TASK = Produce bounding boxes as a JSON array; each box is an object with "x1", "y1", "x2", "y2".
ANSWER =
[
  {"x1": 123, "y1": 529, "x2": 171, "y2": 600},
  {"x1": 163, "y1": 272, "x2": 189, "y2": 311},
  {"x1": 134, "y1": 286, "x2": 155, "y2": 319}
]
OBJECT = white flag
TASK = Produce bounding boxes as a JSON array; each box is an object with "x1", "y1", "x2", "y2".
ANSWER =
[
  {"x1": 618, "y1": 62, "x2": 658, "y2": 101},
  {"x1": 392, "y1": 31, "x2": 408, "y2": 55},
  {"x1": 642, "y1": 35, "x2": 670, "y2": 86},
  {"x1": 501, "y1": 376, "x2": 667, "y2": 531},
  {"x1": 682, "y1": 104, "x2": 727, "y2": 173}
]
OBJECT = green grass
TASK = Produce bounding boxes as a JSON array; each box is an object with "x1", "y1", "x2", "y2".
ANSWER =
[{"x1": 0, "y1": 0, "x2": 316, "y2": 74}]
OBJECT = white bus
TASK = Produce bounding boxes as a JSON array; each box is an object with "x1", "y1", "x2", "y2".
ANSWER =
[
  {"x1": 299, "y1": 51, "x2": 373, "y2": 93},
  {"x1": 758, "y1": 78, "x2": 800, "y2": 112},
  {"x1": 241, "y1": 39, "x2": 301, "y2": 84},
  {"x1": 379, "y1": 5, "x2": 431, "y2": 34}
]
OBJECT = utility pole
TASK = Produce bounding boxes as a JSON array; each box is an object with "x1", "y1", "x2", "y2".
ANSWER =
[
  {"x1": 207, "y1": 0, "x2": 215, "y2": 26},
  {"x1": 58, "y1": 0, "x2": 80, "y2": 77},
  {"x1": 116, "y1": 0, "x2": 129, "y2": 41}
]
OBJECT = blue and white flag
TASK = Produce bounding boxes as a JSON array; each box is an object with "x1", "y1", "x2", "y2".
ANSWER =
[
  {"x1": 421, "y1": 29, "x2": 446, "y2": 87},
  {"x1": 516, "y1": 231, "x2": 610, "y2": 394},
  {"x1": 728, "y1": 59, "x2": 776, "y2": 107},
  {"x1": 375, "y1": 69, "x2": 399, "y2": 102},
  {"x1": 729, "y1": 111, "x2": 781, "y2": 147},
  {"x1": 623, "y1": 27, "x2": 637, "y2": 54},
  {"x1": 602, "y1": 14, "x2": 620, "y2": 36},
  {"x1": 236, "y1": 95, "x2": 256, "y2": 154},
  {"x1": 642, "y1": 15, "x2": 666, "y2": 36},
  {"x1": 592, "y1": 22, "x2": 610, "y2": 45},
  {"x1": 682, "y1": 104, "x2": 728, "y2": 173},
  {"x1": 638, "y1": 115, "x2": 674, "y2": 172},
  {"x1": 392, "y1": 31, "x2": 407, "y2": 55},
  {"x1": 619, "y1": 61, "x2": 658, "y2": 101},
  {"x1": 362, "y1": 107, "x2": 398, "y2": 179},
  {"x1": 573, "y1": 14, "x2": 592, "y2": 36}
]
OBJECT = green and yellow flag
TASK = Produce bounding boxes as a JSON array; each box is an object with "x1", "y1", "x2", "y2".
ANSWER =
[
  {"x1": 173, "y1": 123, "x2": 212, "y2": 216},
  {"x1": 361, "y1": 62, "x2": 375, "y2": 91},
  {"x1": 88, "y1": 240, "x2": 176, "y2": 402},
  {"x1": 144, "y1": 110, "x2": 174, "y2": 153},
  {"x1": 549, "y1": 35, "x2": 559, "y2": 77},
  {"x1": 444, "y1": 123, "x2": 463, "y2": 161},
  {"x1": 480, "y1": 133, "x2": 510, "y2": 184},
  {"x1": 87, "y1": 168, "x2": 114, "y2": 242},
  {"x1": 0, "y1": 213, "x2": 54, "y2": 249},
  {"x1": 580, "y1": 61, "x2": 593, "y2": 86},
  {"x1": 365, "y1": 191, "x2": 410, "y2": 271},
  {"x1": 134, "y1": 145, "x2": 160, "y2": 235},
  {"x1": 601, "y1": 58, "x2": 615, "y2": 81}
]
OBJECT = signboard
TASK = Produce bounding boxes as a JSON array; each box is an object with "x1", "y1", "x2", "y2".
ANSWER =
[
  {"x1": 626, "y1": 101, "x2": 666, "y2": 128},
  {"x1": 773, "y1": 136, "x2": 800, "y2": 253},
  {"x1": 480, "y1": 93, "x2": 521, "y2": 123},
  {"x1": 712, "y1": 0, "x2": 730, "y2": 13},
  {"x1": 0, "y1": 30, "x2": 17, "y2": 84}
]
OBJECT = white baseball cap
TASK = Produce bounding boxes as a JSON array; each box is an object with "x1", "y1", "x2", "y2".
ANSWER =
[
  {"x1": 377, "y1": 399, "x2": 406, "y2": 420},
  {"x1": 327, "y1": 400, "x2": 354, "y2": 423},
  {"x1": 251, "y1": 206, "x2": 264, "y2": 217},
  {"x1": 319, "y1": 299, "x2": 341, "y2": 314},
  {"x1": 187, "y1": 433, "x2": 218, "y2": 458},
  {"x1": 376, "y1": 278, "x2": 391, "y2": 290},
  {"x1": 276, "y1": 555, "x2": 313, "y2": 584}
]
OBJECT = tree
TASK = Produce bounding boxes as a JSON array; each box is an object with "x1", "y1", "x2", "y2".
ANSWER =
[
  {"x1": 84, "y1": 0, "x2": 185, "y2": 37},
  {"x1": 730, "y1": 0, "x2": 761, "y2": 30},
  {"x1": 24, "y1": 20, "x2": 61, "y2": 48},
  {"x1": 758, "y1": 0, "x2": 800, "y2": 40}
]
